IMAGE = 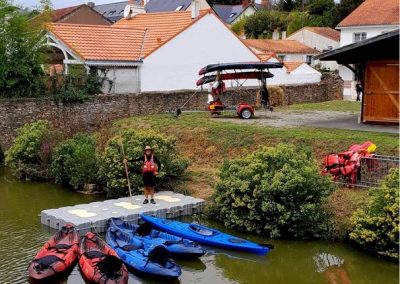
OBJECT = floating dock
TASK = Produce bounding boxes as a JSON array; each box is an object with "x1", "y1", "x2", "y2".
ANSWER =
[{"x1": 40, "y1": 191, "x2": 205, "y2": 233}]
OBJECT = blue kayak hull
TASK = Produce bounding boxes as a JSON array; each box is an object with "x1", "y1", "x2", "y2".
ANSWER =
[
  {"x1": 106, "y1": 228, "x2": 182, "y2": 279},
  {"x1": 140, "y1": 215, "x2": 271, "y2": 255},
  {"x1": 108, "y1": 218, "x2": 206, "y2": 259}
]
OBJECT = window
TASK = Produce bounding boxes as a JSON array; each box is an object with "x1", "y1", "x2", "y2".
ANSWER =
[
  {"x1": 108, "y1": 10, "x2": 116, "y2": 15},
  {"x1": 353, "y1": 32, "x2": 367, "y2": 42},
  {"x1": 306, "y1": 55, "x2": 312, "y2": 65},
  {"x1": 175, "y1": 5, "x2": 184, "y2": 11},
  {"x1": 229, "y1": 12, "x2": 237, "y2": 18},
  {"x1": 327, "y1": 45, "x2": 333, "y2": 50},
  {"x1": 278, "y1": 55, "x2": 286, "y2": 61},
  {"x1": 120, "y1": 10, "x2": 124, "y2": 14}
]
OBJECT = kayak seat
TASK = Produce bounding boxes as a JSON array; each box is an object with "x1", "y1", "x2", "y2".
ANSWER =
[
  {"x1": 54, "y1": 243, "x2": 72, "y2": 250},
  {"x1": 35, "y1": 255, "x2": 63, "y2": 268},
  {"x1": 189, "y1": 224, "x2": 214, "y2": 236},
  {"x1": 121, "y1": 243, "x2": 143, "y2": 251},
  {"x1": 136, "y1": 222, "x2": 153, "y2": 237},
  {"x1": 85, "y1": 250, "x2": 106, "y2": 259},
  {"x1": 97, "y1": 255, "x2": 123, "y2": 278},
  {"x1": 148, "y1": 245, "x2": 171, "y2": 267}
]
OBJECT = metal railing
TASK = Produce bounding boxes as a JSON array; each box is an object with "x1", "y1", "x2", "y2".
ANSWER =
[{"x1": 357, "y1": 155, "x2": 399, "y2": 188}]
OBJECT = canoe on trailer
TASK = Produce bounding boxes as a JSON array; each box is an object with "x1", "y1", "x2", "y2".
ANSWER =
[
  {"x1": 28, "y1": 224, "x2": 79, "y2": 281},
  {"x1": 196, "y1": 71, "x2": 274, "y2": 86},
  {"x1": 106, "y1": 226, "x2": 182, "y2": 279},
  {"x1": 108, "y1": 218, "x2": 206, "y2": 259},
  {"x1": 198, "y1": 62, "x2": 284, "y2": 75},
  {"x1": 140, "y1": 215, "x2": 273, "y2": 254},
  {"x1": 78, "y1": 232, "x2": 128, "y2": 284}
]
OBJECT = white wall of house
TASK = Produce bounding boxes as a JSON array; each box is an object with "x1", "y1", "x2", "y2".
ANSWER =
[
  {"x1": 338, "y1": 24, "x2": 398, "y2": 100},
  {"x1": 287, "y1": 29, "x2": 339, "y2": 70},
  {"x1": 141, "y1": 13, "x2": 260, "y2": 91},
  {"x1": 231, "y1": 6, "x2": 257, "y2": 25}
]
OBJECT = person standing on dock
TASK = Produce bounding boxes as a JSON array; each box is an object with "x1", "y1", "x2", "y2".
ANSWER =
[{"x1": 124, "y1": 146, "x2": 161, "y2": 204}]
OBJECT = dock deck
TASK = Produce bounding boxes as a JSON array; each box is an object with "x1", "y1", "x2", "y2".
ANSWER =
[{"x1": 40, "y1": 191, "x2": 204, "y2": 233}]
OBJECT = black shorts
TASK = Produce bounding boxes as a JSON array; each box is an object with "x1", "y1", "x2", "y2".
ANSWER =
[{"x1": 143, "y1": 173, "x2": 157, "y2": 187}]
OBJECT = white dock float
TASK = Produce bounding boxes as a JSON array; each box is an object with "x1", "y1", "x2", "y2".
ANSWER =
[{"x1": 40, "y1": 191, "x2": 205, "y2": 233}]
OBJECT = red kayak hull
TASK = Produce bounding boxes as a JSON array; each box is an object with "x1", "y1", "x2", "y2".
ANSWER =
[
  {"x1": 78, "y1": 232, "x2": 128, "y2": 284},
  {"x1": 28, "y1": 224, "x2": 79, "y2": 280}
]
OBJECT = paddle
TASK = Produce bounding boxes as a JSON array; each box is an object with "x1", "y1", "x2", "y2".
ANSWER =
[{"x1": 119, "y1": 135, "x2": 133, "y2": 205}]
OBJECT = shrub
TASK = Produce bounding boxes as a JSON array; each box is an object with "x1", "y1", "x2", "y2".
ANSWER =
[
  {"x1": 5, "y1": 120, "x2": 52, "y2": 179},
  {"x1": 99, "y1": 129, "x2": 189, "y2": 198},
  {"x1": 213, "y1": 144, "x2": 336, "y2": 239},
  {"x1": 50, "y1": 133, "x2": 99, "y2": 190},
  {"x1": 349, "y1": 169, "x2": 399, "y2": 260}
]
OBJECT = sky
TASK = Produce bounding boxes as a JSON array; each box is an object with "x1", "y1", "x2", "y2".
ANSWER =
[{"x1": 13, "y1": 0, "x2": 126, "y2": 9}]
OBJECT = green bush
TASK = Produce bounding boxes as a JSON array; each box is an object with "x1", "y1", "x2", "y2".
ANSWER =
[
  {"x1": 349, "y1": 169, "x2": 399, "y2": 260},
  {"x1": 213, "y1": 144, "x2": 336, "y2": 239},
  {"x1": 5, "y1": 120, "x2": 52, "y2": 179},
  {"x1": 50, "y1": 133, "x2": 99, "y2": 190},
  {"x1": 99, "y1": 129, "x2": 189, "y2": 198}
]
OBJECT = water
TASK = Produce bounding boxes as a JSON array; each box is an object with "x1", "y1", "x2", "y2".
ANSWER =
[{"x1": 0, "y1": 167, "x2": 398, "y2": 284}]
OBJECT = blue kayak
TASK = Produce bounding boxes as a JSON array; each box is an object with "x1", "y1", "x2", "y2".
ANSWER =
[
  {"x1": 140, "y1": 215, "x2": 273, "y2": 255},
  {"x1": 106, "y1": 227, "x2": 182, "y2": 279},
  {"x1": 108, "y1": 218, "x2": 206, "y2": 259}
]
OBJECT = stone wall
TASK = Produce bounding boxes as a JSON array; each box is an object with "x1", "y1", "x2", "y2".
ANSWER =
[{"x1": 0, "y1": 73, "x2": 343, "y2": 149}]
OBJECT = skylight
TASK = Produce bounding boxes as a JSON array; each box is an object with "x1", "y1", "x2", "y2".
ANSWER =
[
  {"x1": 108, "y1": 10, "x2": 116, "y2": 15},
  {"x1": 229, "y1": 12, "x2": 237, "y2": 18},
  {"x1": 175, "y1": 5, "x2": 184, "y2": 11}
]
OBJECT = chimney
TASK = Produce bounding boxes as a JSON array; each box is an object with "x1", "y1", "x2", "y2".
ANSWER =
[
  {"x1": 272, "y1": 30, "x2": 279, "y2": 40},
  {"x1": 191, "y1": 0, "x2": 199, "y2": 19},
  {"x1": 242, "y1": 0, "x2": 249, "y2": 8},
  {"x1": 281, "y1": 31, "x2": 286, "y2": 40},
  {"x1": 125, "y1": 0, "x2": 145, "y2": 18},
  {"x1": 87, "y1": 2, "x2": 95, "y2": 7},
  {"x1": 261, "y1": 0, "x2": 268, "y2": 7}
]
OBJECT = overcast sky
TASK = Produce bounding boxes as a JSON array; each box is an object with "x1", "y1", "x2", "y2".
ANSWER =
[{"x1": 13, "y1": 0, "x2": 125, "y2": 9}]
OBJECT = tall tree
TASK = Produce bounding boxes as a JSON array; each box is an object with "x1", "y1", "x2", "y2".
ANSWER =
[
  {"x1": 244, "y1": 10, "x2": 288, "y2": 38},
  {"x1": 0, "y1": 0, "x2": 46, "y2": 97}
]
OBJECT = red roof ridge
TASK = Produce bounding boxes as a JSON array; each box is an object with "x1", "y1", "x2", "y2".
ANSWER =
[{"x1": 47, "y1": 22, "x2": 147, "y2": 32}]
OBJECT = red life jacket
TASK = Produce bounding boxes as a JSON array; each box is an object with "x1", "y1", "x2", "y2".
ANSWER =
[{"x1": 142, "y1": 155, "x2": 156, "y2": 174}]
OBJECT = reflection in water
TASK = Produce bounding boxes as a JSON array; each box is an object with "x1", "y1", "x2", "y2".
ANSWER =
[
  {"x1": 314, "y1": 252, "x2": 351, "y2": 284},
  {"x1": 0, "y1": 168, "x2": 398, "y2": 284}
]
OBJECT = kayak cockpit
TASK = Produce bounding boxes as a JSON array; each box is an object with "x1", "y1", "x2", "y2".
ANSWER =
[{"x1": 189, "y1": 224, "x2": 218, "y2": 236}]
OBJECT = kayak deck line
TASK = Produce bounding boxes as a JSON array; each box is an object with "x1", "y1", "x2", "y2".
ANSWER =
[{"x1": 40, "y1": 191, "x2": 204, "y2": 234}]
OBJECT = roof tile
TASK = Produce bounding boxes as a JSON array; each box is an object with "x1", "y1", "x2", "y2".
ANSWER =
[
  {"x1": 304, "y1": 27, "x2": 340, "y2": 42},
  {"x1": 284, "y1": 61, "x2": 303, "y2": 73},
  {"x1": 337, "y1": 0, "x2": 399, "y2": 27},
  {"x1": 47, "y1": 23, "x2": 146, "y2": 61},
  {"x1": 244, "y1": 39, "x2": 319, "y2": 54}
]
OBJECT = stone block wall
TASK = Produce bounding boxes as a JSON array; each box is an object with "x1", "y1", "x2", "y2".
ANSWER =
[{"x1": 0, "y1": 73, "x2": 343, "y2": 149}]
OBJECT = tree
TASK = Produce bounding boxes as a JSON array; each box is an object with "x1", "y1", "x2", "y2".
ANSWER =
[
  {"x1": 335, "y1": 0, "x2": 364, "y2": 25},
  {"x1": 306, "y1": 0, "x2": 335, "y2": 16},
  {"x1": 244, "y1": 10, "x2": 288, "y2": 39},
  {"x1": 0, "y1": 0, "x2": 46, "y2": 98},
  {"x1": 276, "y1": 0, "x2": 302, "y2": 12}
]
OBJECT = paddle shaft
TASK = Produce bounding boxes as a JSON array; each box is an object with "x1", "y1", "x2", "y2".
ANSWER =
[{"x1": 120, "y1": 137, "x2": 133, "y2": 204}]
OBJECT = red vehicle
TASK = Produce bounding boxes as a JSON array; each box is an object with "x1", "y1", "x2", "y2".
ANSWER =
[
  {"x1": 196, "y1": 62, "x2": 283, "y2": 119},
  {"x1": 28, "y1": 224, "x2": 79, "y2": 281}
]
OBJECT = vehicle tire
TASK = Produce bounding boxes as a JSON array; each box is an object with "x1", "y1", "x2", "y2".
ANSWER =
[{"x1": 240, "y1": 108, "x2": 253, "y2": 119}]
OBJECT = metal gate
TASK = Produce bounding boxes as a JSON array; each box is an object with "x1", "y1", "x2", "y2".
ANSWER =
[{"x1": 357, "y1": 155, "x2": 399, "y2": 188}]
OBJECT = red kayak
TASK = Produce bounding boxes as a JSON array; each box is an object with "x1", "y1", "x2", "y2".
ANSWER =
[
  {"x1": 79, "y1": 232, "x2": 129, "y2": 284},
  {"x1": 28, "y1": 224, "x2": 79, "y2": 280}
]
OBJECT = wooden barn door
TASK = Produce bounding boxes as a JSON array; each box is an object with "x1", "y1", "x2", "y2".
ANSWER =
[{"x1": 363, "y1": 60, "x2": 399, "y2": 124}]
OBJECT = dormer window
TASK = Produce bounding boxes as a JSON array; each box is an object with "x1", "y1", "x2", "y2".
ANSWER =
[
  {"x1": 175, "y1": 5, "x2": 184, "y2": 11},
  {"x1": 229, "y1": 12, "x2": 237, "y2": 18}
]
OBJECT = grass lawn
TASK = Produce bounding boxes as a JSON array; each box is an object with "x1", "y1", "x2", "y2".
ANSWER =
[
  {"x1": 114, "y1": 110, "x2": 398, "y2": 198},
  {"x1": 279, "y1": 100, "x2": 362, "y2": 113}
]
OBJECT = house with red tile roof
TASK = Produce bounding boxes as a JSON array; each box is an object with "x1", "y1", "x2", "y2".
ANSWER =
[
  {"x1": 244, "y1": 39, "x2": 319, "y2": 63},
  {"x1": 36, "y1": 4, "x2": 111, "y2": 25},
  {"x1": 335, "y1": 0, "x2": 399, "y2": 100},
  {"x1": 287, "y1": 27, "x2": 340, "y2": 70},
  {"x1": 46, "y1": 8, "x2": 261, "y2": 92}
]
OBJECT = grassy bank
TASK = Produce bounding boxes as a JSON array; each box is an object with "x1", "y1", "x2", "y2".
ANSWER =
[
  {"x1": 279, "y1": 100, "x2": 362, "y2": 113},
  {"x1": 114, "y1": 110, "x2": 398, "y2": 199}
]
